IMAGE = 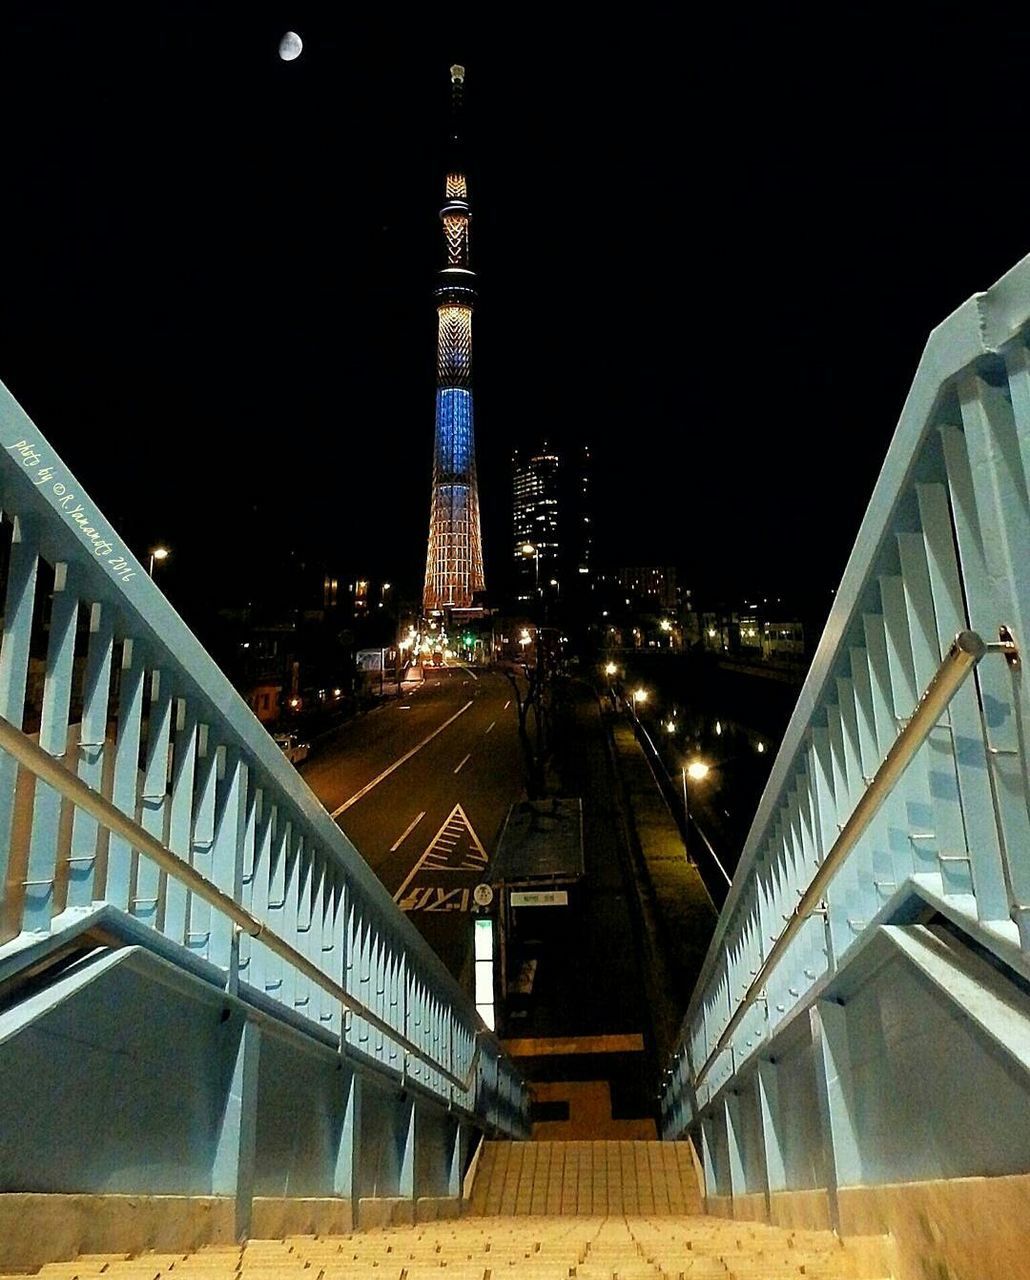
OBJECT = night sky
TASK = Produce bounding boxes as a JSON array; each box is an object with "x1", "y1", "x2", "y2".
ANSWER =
[{"x1": 2, "y1": 5, "x2": 1029, "y2": 622}]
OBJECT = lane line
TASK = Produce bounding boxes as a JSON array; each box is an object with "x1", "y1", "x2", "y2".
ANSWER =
[
  {"x1": 330, "y1": 699, "x2": 474, "y2": 818},
  {"x1": 504, "y1": 700, "x2": 511, "y2": 710},
  {"x1": 453, "y1": 753, "x2": 471, "y2": 775},
  {"x1": 485, "y1": 720, "x2": 495, "y2": 735},
  {"x1": 459, "y1": 665, "x2": 479, "y2": 681},
  {"x1": 389, "y1": 810, "x2": 426, "y2": 852}
]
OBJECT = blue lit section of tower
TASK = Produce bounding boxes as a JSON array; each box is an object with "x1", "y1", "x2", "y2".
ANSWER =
[{"x1": 423, "y1": 65, "x2": 485, "y2": 613}]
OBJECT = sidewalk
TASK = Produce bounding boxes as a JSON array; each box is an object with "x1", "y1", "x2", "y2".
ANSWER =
[
  {"x1": 498, "y1": 681, "x2": 662, "y2": 1135},
  {"x1": 607, "y1": 714, "x2": 717, "y2": 1047}
]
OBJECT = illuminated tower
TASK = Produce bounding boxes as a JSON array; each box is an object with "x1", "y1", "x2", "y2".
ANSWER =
[{"x1": 422, "y1": 64, "x2": 485, "y2": 614}]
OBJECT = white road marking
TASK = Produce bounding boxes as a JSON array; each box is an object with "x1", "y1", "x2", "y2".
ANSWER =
[
  {"x1": 394, "y1": 804, "x2": 489, "y2": 909},
  {"x1": 485, "y1": 720, "x2": 495, "y2": 735},
  {"x1": 504, "y1": 700, "x2": 511, "y2": 710},
  {"x1": 459, "y1": 665, "x2": 479, "y2": 681},
  {"x1": 453, "y1": 753, "x2": 471, "y2": 775},
  {"x1": 389, "y1": 810, "x2": 426, "y2": 852},
  {"x1": 330, "y1": 700, "x2": 474, "y2": 818}
]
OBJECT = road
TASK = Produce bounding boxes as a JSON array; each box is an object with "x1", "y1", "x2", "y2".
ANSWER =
[{"x1": 299, "y1": 666, "x2": 523, "y2": 978}]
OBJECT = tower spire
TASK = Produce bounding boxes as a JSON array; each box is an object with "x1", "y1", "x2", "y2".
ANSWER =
[
  {"x1": 449, "y1": 63, "x2": 465, "y2": 136},
  {"x1": 422, "y1": 66, "x2": 485, "y2": 615}
]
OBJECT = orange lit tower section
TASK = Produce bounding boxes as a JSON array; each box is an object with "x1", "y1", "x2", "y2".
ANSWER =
[{"x1": 422, "y1": 64, "x2": 485, "y2": 615}]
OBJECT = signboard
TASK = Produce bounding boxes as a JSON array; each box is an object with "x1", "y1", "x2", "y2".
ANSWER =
[
  {"x1": 473, "y1": 883, "x2": 494, "y2": 908},
  {"x1": 509, "y1": 889, "x2": 569, "y2": 908}
]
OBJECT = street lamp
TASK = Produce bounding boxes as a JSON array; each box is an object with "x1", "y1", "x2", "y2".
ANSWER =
[
  {"x1": 604, "y1": 661, "x2": 618, "y2": 678},
  {"x1": 681, "y1": 759, "x2": 711, "y2": 860},
  {"x1": 148, "y1": 546, "x2": 169, "y2": 576},
  {"x1": 631, "y1": 687, "x2": 647, "y2": 718},
  {"x1": 521, "y1": 542, "x2": 541, "y2": 597}
]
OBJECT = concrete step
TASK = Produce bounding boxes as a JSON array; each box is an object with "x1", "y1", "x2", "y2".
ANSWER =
[
  {"x1": 0, "y1": 1213, "x2": 892, "y2": 1279},
  {"x1": 468, "y1": 1140, "x2": 705, "y2": 1217}
]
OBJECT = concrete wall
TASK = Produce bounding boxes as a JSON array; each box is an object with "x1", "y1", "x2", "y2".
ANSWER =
[
  {"x1": 696, "y1": 925, "x2": 1030, "y2": 1280},
  {"x1": 0, "y1": 949, "x2": 238, "y2": 1195},
  {"x1": 0, "y1": 944, "x2": 471, "y2": 1270},
  {"x1": 253, "y1": 1023, "x2": 345, "y2": 1198},
  {"x1": 711, "y1": 1173, "x2": 1030, "y2": 1280}
]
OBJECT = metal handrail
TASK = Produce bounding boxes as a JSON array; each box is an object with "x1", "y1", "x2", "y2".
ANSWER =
[
  {"x1": 0, "y1": 713, "x2": 482, "y2": 1094},
  {"x1": 693, "y1": 629, "x2": 1005, "y2": 1089}
]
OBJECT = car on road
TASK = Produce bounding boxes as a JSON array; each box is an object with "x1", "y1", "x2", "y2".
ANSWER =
[{"x1": 273, "y1": 731, "x2": 310, "y2": 766}]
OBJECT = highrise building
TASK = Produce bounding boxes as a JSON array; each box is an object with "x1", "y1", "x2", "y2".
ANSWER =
[
  {"x1": 512, "y1": 445, "x2": 560, "y2": 603},
  {"x1": 570, "y1": 443, "x2": 593, "y2": 586},
  {"x1": 512, "y1": 442, "x2": 593, "y2": 607},
  {"x1": 422, "y1": 65, "x2": 485, "y2": 615}
]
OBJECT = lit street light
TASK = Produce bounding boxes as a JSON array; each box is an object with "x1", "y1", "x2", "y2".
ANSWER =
[
  {"x1": 604, "y1": 661, "x2": 618, "y2": 677},
  {"x1": 521, "y1": 542, "x2": 541, "y2": 597},
  {"x1": 681, "y1": 759, "x2": 711, "y2": 861},
  {"x1": 148, "y1": 546, "x2": 169, "y2": 576},
  {"x1": 631, "y1": 687, "x2": 647, "y2": 719}
]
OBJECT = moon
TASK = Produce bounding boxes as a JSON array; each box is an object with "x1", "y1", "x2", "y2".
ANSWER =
[{"x1": 278, "y1": 31, "x2": 303, "y2": 61}]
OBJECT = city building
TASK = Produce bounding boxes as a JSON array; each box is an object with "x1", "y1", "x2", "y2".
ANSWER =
[
  {"x1": 570, "y1": 442, "x2": 593, "y2": 588},
  {"x1": 700, "y1": 597, "x2": 807, "y2": 668},
  {"x1": 512, "y1": 441, "x2": 592, "y2": 609},
  {"x1": 422, "y1": 65, "x2": 485, "y2": 616},
  {"x1": 616, "y1": 566, "x2": 678, "y2": 611},
  {"x1": 512, "y1": 445, "x2": 560, "y2": 603}
]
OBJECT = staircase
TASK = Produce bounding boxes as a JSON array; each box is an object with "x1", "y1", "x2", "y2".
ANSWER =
[
  {"x1": 2, "y1": 1217, "x2": 892, "y2": 1278},
  {"x1": 3, "y1": 1142, "x2": 893, "y2": 1278},
  {"x1": 469, "y1": 1142, "x2": 703, "y2": 1216}
]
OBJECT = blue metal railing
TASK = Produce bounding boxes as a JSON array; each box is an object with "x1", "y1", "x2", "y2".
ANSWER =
[
  {"x1": 0, "y1": 380, "x2": 528, "y2": 1139},
  {"x1": 662, "y1": 255, "x2": 1030, "y2": 1202}
]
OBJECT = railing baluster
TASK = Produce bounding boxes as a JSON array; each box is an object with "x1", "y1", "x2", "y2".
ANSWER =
[
  {"x1": 292, "y1": 837, "x2": 314, "y2": 1013},
  {"x1": 919, "y1": 477, "x2": 1012, "y2": 917},
  {"x1": 25, "y1": 562, "x2": 78, "y2": 931},
  {"x1": 281, "y1": 828, "x2": 303, "y2": 1011},
  {"x1": 107, "y1": 638, "x2": 144, "y2": 910},
  {"x1": 135, "y1": 668, "x2": 173, "y2": 927},
  {"x1": 954, "y1": 378, "x2": 1030, "y2": 946},
  {"x1": 237, "y1": 783, "x2": 259, "y2": 991},
  {"x1": 264, "y1": 813, "x2": 289, "y2": 999},
  {"x1": 899, "y1": 529, "x2": 971, "y2": 897},
  {"x1": 248, "y1": 796, "x2": 275, "y2": 995},
  {"x1": 209, "y1": 748, "x2": 247, "y2": 974},
  {"x1": 329, "y1": 873, "x2": 347, "y2": 1039},
  {"x1": 0, "y1": 517, "x2": 37, "y2": 939},
  {"x1": 164, "y1": 698, "x2": 198, "y2": 944},
  {"x1": 68, "y1": 601, "x2": 113, "y2": 909},
  {"x1": 188, "y1": 725, "x2": 217, "y2": 958},
  {"x1": 879, "y1": 574, "x2": 937, "y2": 878}
]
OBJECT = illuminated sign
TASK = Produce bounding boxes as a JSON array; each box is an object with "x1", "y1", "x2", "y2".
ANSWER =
[{"x1": 509, "y1": 890, "x2": 569, "y2": 908}]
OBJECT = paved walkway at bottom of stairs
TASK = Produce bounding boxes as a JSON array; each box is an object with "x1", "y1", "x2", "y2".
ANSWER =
[{"x1": 609, "y1": 719, "x2": 717, "y2": 1004}]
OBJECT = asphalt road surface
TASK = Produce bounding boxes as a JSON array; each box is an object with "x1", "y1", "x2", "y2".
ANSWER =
[{"x1": 299, "y1": 666, "x2": 524, "y2": 979}]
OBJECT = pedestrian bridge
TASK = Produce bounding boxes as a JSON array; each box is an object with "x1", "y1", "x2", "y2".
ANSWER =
[{"x1": 4, "y1": 254, "x2": 1030, "y2": 1280}]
